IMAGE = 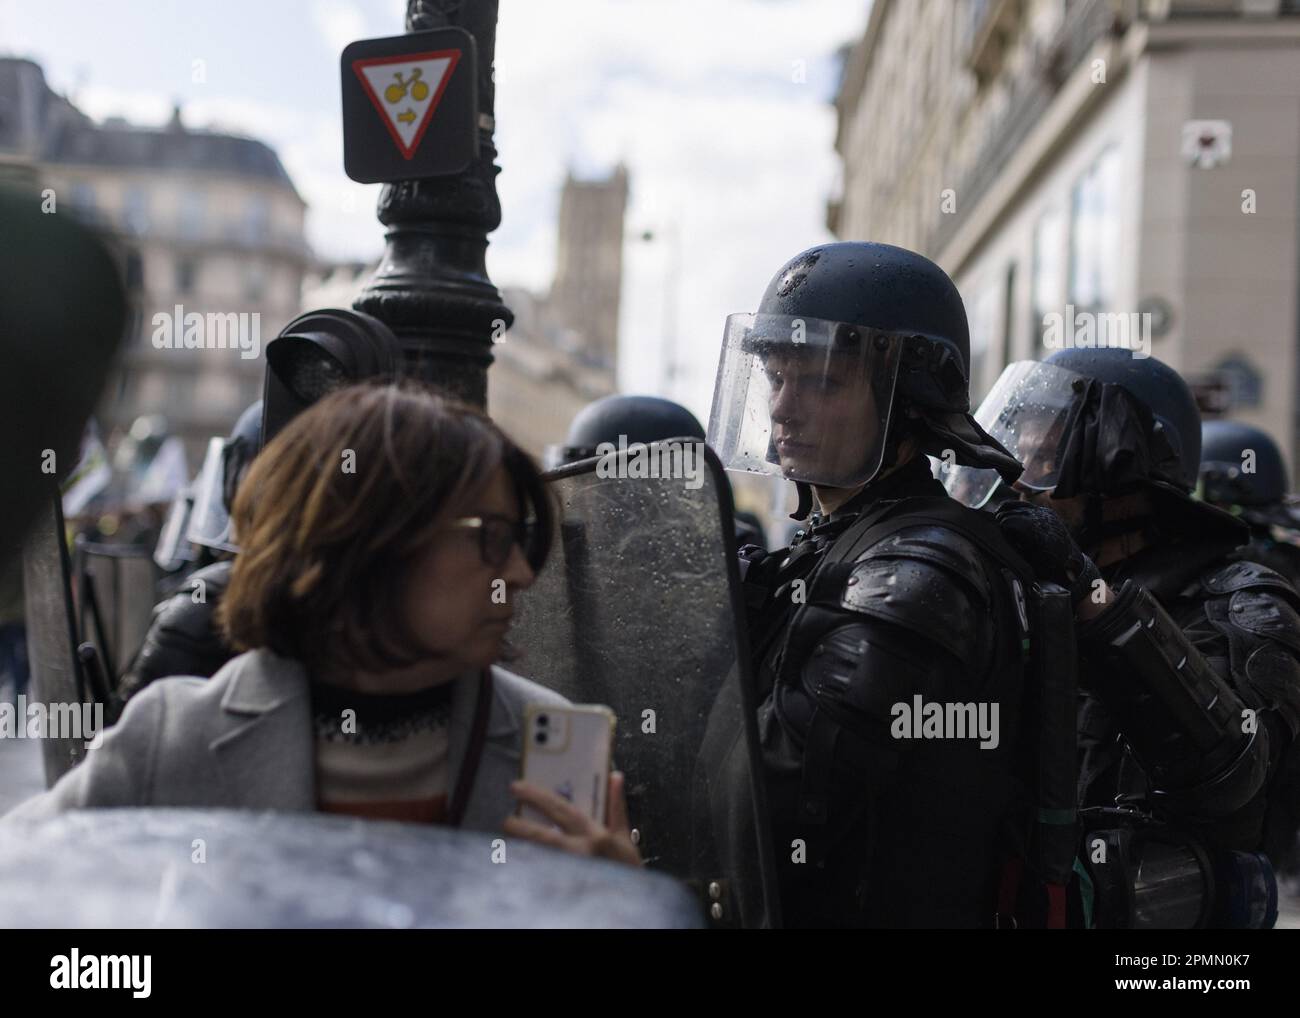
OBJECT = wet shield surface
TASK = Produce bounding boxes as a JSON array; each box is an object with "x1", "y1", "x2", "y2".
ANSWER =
[
  {"x1": 510, "y1": 443, "x2": 779, "y2": 927},
  {"x1": 20, "y1": 491, "x2": 88, "y2": 786},
  {"x1": 0, "y1": 808, "x2": 703, "y2": 928}
]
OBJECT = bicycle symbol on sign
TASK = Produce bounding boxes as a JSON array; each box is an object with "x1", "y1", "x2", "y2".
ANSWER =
[{"x1": 385, "y1": 69, "x2": 429, "y2": 124}]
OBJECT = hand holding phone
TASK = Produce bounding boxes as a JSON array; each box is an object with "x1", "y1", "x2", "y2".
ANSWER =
[
  {"x1": 518, "y1": 704, "x2": 614, "y2": 825},
  {"x1": 504, "y1": 704, "x2": 642, "y2": 867}
]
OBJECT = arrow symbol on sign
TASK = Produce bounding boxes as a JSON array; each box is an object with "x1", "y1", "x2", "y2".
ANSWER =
[{"x1": 353, "y1": 49, "x2": 461, "y2": 160}]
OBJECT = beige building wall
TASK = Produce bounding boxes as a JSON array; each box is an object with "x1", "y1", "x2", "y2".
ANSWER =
[
  {"x1": 1139, "y1": 30, "x2": 1300, "y2": 458},
  {"x1": 831, "y1": 0, "x2": 1300, "y2": 473},
  {"x1": 949, "y1": 35, "x2": 1148, "y2": 401},
  {"x1": 42, "y1": 157, "x2": 308, "y2": 468},
  {"x1": 487, "y1": 286, "x2": 617, "y2": 463}
]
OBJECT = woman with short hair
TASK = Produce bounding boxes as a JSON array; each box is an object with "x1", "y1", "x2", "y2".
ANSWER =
[{"x1": 11, "y1": 382, "x2": 638, "y2": 866}]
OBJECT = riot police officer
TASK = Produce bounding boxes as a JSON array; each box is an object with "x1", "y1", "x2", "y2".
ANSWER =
[
  {"x1": 707, "y1": 242, "x2": 1049, "y2": 928},
  {"x1": 545, "y1": 393, "x2": 706, "y2": 469},
  {"x1": 549, "y1": 394, "x2": 765, "y2": 548},
  {"x1": 1199, "y1": 419, "x2": 1300, "y2": 590},
  {"x1": 118, "y1": 401, "x2": 261, "y2": 698},
  {"x1": 948, "y1": 349, "x2": 1300, "y2": 918}
]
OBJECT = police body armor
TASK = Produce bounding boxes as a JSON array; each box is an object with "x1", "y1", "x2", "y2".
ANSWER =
[
  {"x1": 740, "y1": 457, "x2": 1057, "y2": 928},
  {"x1": 1075, "y1": 539, "x2": 1300, "y2": 895},
  {"x1": 1214, "y1": 501, "x2": 1300, "y2": 595},
  {"x1": 947, "y1": 353, "x2": 1300, "y2": 923}
]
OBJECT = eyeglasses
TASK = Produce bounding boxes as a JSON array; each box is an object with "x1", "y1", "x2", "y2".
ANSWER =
[{"x1": 449, "y1": 515, "x2": 537, "y2": 569}]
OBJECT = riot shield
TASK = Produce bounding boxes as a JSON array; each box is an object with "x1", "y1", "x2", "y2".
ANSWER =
[
  {"x1": 510, "y1": 441, "x2": 779, "y2": 927},
  {"x1": 73, "y1": 538, "x2": 159, "y2": 682},
  {"x1": 0, "y1": 808, "x2": 703, "y2": 928},
  {"x1": 20, "y1": 489, "x2": 88, "y2": 786}
]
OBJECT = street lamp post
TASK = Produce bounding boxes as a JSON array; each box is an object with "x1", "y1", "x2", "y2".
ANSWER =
[
  {"x1": 637, "y1": 220, "x2": 682, "y2": 400},
  {"x1": 352, "y1": 0, "x2": 510, "y2": 410}
]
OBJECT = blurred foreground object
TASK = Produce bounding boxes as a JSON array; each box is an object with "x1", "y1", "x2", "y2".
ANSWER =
[
  {"x1": 0, "y1": 184, "x2": 127, "y2": 568},
  {"x1": 0, "y1": 808, "x2": 702, "y2": 928}
]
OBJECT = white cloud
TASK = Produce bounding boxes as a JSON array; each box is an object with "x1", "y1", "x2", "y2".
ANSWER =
[
  {"x1": 491, "y1": 0, "x2": 867, "y2": 418},
  {"x1": 311, "y1": 0, "x2": 369, "y2": 58},
  {"x1": 26, "y1": 0, "x2": 870, "y2": 424}
]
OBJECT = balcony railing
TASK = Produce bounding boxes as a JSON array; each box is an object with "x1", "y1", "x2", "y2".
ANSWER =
[{"x1": 929, "y1": 0, "x2": 1116, "y2": 257}]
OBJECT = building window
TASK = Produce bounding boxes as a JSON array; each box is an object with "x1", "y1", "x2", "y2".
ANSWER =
[
  {"x1": 176, "y1": 258, "x2": 198, "y2": 295},
  {"x1": 178, "y1": 189, "x2": 205, "y2": 239},
  {"x1": 1068, "y1": 147, "x2": 1121, "y2": 313},
  {"x1": 122, "y1": 186, "x2": 150, "y2": 234},
  {"x1": 1001, "y1": 262, "x2": 1016, "y2": 368},
  {"x1": 1031, "y1": 205, "x2": 1066, "y2": 356},
  {"x1": 244, "y1": 260, "x2": 266, "y2": 302},
  {"x1": 966, "y1": 278, "x2": 1001, "y2": 403},
  {"x1": 244, "y1": 195, "x2": 270, "y2": 244}
]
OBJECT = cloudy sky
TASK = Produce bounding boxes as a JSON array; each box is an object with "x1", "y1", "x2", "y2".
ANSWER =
[{"x1": 0, "y1": 0, "x2": 869, "y2": 423}]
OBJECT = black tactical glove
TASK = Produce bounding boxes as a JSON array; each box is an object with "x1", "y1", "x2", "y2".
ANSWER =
[{"x1": 994, "y1": 499, "x2": 1103, "y2": 607}]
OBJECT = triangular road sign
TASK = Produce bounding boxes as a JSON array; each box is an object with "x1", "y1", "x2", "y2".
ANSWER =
[
  {"x1": 352, "y1": 49, "x2": 461, "y2": 160},
  {"x1": 341, "y1": 28, "x2": 477, "y2": 183}
]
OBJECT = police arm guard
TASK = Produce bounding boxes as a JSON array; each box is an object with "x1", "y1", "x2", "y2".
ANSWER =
[{"x1": 1077, "y1": 579, "x2": 1269, "y2": 822}]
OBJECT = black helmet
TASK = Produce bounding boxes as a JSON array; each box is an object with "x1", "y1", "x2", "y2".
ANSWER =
[
  {"x1": 548, "y1": 395, "x2": 705, "y2": 468},
  {"x1": 1043, "y1": 347, "x2": 1201, "y2": 492},
  {"x1": 708, "y1": 242, "x2": 1020, "y2": 519},
  {"x1": 223, "y1": 400, "x2": 263, "y2": 510},
  {"x1": 1200, "y1": 420, "x2": 1288, "y2": 507},
  {"x1": 755, "y1": 242, "x2": 973, "y2": 414},
  {"x1": 1029, "y1": 347, "x2": 1246, "y2": 550}
]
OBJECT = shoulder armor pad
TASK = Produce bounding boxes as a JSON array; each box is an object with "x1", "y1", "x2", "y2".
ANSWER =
[
  {"x1": 1229, "y1": 590, "x2": 1300, "y2": 659},
  {"x1": 840, "y1": 525, "x2": 993, "y2": 662},
  {"x1": 1201, "y1": 559, "x2": 1300, "y2": 608}
]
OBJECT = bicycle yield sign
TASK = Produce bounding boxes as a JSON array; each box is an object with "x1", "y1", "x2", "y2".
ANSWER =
[{"x1": 341, "y1": 28, "x2": 478, "y2": 183}]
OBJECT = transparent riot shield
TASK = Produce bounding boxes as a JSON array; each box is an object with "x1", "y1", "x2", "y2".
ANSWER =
[
  {"x1": 73, "y1": 538, "x2": 159, "y2": 684},
  {"x1": 0, "y1": 809, "x2": 704, "y2": 928},
  {"x1": 20, "y1": 490, "x2": 88, "y2": 786},
  {"x1": 510, "y1": 441, "x2": 780, "y2": 927}
]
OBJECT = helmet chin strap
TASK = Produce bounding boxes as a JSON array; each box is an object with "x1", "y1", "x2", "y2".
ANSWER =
[{"x1": 790, "y1": 481, "x2": 814, "y2": 522}]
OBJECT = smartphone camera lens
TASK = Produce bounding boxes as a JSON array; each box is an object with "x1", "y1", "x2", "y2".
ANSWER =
[
  {"x1": 537, "y1": 714, "x2": 549, "y2": 726},
  {"x1": 536, "y1": 731, "x2": 548, "y2": 745}
]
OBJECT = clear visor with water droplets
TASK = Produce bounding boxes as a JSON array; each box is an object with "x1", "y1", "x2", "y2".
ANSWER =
[
  {"x1": 943, "y1": 360, "x2": 1087, "y2": 508},
  {"x1": 706, "y1": 313, "x2": 905, "y2": 489}
]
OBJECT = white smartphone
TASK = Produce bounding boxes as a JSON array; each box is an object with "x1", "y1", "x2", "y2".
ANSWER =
[{"x1": 519, "y1": 704, "x2": 615, "y2": 827}]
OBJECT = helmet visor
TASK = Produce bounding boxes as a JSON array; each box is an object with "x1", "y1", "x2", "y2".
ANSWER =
[
  {"x1": 186, "y1": 437, "x2": 239, "y2": 553},
  {"x1": 153, "y1": 484, "x2": 197, "y2": 570},
  {"x1": 707, "y1": 313, "x2": 904, "y2": 489},
  {"x1": 943, "y1": 360, "x2": 1087, "y2": 508}
]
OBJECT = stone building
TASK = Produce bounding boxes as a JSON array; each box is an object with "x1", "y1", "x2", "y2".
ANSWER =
[
  {"x1": 0, "y1": 57, "x2": 310, "y2": 469},
  {"x1": 829, "y1": 0, "x2": 1300, "y2": 472},
  {"x1": 487, "y1": 166, "x2": 628, "y2": 459}
]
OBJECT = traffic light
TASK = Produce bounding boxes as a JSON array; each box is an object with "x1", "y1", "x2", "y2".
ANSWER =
[{"x1": 261, "y1": 308, "x2": 404, "y2": 448}]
